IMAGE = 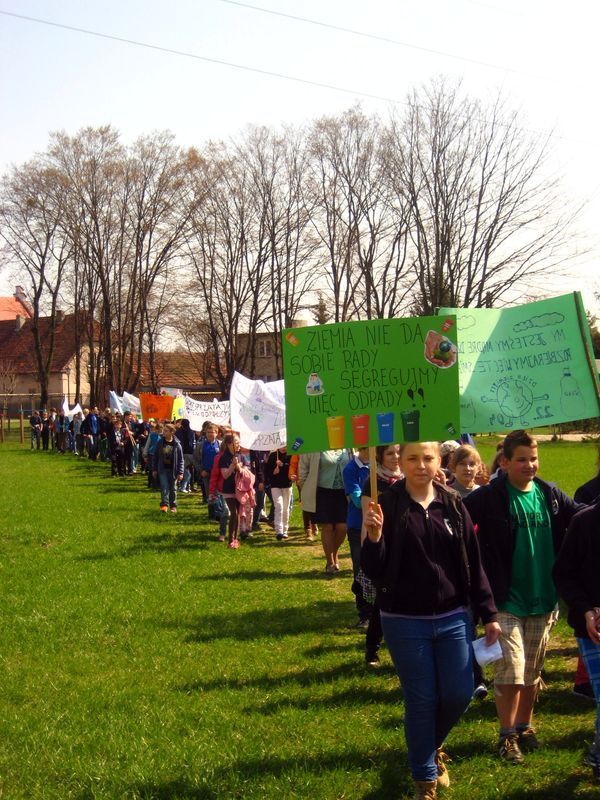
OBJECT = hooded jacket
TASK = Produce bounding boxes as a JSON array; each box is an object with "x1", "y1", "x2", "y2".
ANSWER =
[
  {"x1": 361, "y1": 479, "x2": 497, "y2": 623},
  {"x1": 464, "y1": 473, "x2": 580, "y2": 606}
]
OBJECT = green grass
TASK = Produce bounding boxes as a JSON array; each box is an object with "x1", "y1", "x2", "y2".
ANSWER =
[{"x1": 1, "y1": 436, "x2": 599, "y2": 799}]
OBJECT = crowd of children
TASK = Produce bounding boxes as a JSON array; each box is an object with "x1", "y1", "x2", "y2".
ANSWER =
[{"x1": 28, "y1": 408, "x2": 600, "y2": 795}]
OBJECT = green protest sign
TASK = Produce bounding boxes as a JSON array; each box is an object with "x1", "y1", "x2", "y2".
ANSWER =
[
  {"x1": 282, "y1": 315, "x2": 460, "y2": 453},
  {"x1": 439, "y1": 292, "x2": 600, "y2": 432}
]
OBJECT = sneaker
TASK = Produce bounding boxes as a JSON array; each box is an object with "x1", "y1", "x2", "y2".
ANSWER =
[
  {"x1": 276, "y1": 533, "x2": 285, "y2": 541},
  {"x1": 473, "y1": 683, "x2": 488, "y2": 701},
  {"x1": 325, "y1": 564, "x2": 337, "y2": 575},
  {"x1": 365, "y1": 650, "x2": 380, "y2": 667},
  {"x1": 333, "y1": 562, "x2": 340, "y2": 571},
  {"x1": 517, "y1": 727, "x2": 539, "y2": 752},
  {"x1": 435, "y1": 748, "x2": 451, "y2": 787},
  {"x1": 282, "y1": 532, "x2": 289, "y2": 539},
  {"x1": 573, "y1": 682, "x2": 595, "y2": 700},
  {"x1": 356, "y1": 618, "x2": 370, "y2": 630},
  {"x1": 160, "y1": 505, "x2": 168, "y2": 512},
  {"x1": 305, "y1": 529, "x2": 315, "y2": 541},
  {"x1": 498, "y1": 734, "x2": 524, "y2": 764},
  {"x1": 583, "y1": 747, "x2": 600, "y2": 780},
  {"x1": 228, "y1": 541, "x2": 237, "y2": 549},
  {"x1": 170, "y1": 507, "x2": 177, "y2": 513},
  {"x1": 217, "y1": 534, "x2": 226, "y2": 542}
]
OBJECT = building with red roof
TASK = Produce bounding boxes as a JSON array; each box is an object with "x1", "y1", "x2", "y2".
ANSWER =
[
  {"x1": 0, "y1": 286, "x2": 33, "y2": 321},
  {"x1": 0, "y1": 311, "x2": 93, "y2": 411}
]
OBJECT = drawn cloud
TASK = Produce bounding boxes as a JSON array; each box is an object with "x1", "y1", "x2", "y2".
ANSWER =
[
  {"x1": 457, "y1": 315, "x2": 476, "y2": 331},
  {"x1": 512, "y1": 313, "x2": 564, "y2": 333}
]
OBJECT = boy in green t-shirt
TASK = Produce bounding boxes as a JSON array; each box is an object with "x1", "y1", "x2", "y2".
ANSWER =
[{"x1": 464, "y1": 430, "x2": 579, "y2": 764}]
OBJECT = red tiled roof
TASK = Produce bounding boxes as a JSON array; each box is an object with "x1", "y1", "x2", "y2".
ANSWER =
[
  {"x1": 0, "y1": 313, "x2": 86, "y2": 374},
  {"x1": 0, "y1": 297, "x2": 32, "y2": 321},
  {"x1": 136, "y1": 351, "x2": 217, "y2": 390}
]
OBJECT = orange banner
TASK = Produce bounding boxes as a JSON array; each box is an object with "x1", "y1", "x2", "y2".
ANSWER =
[{"x1": 139, "y1": 393, "x2": 174, "y2": 422}]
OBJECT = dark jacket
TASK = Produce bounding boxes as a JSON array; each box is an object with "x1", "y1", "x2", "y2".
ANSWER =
[
  {"x1": 107, "y1": 427, "x2": 124, "y2": 455},
  {"x1": 264, "y1": 451, "x2": 292, "y2": 489},
  {"x1": 250, "y1": 450, "x2": 267, "y2": 485},
  {"x1": 175, "y1": 420, "x2": 195, "y2": 455},
  {"x1": 361, "y1": 479, "x2": 497, "y2": 623},
  {"x1": 464, "y1": 473, "x2": 580, "y2": 606},
  {"x1": 574, "y1": 473, "x2": 600, "y2": 505},
  {"x1": 153, "y1": 436, "x2": 184, "y2": 478},
  {"x1": 553, "y1": 501, "x2": 600, "y2": 639}
]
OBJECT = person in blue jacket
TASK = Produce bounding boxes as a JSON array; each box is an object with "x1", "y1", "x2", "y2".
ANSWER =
[{"x1": 342, "y1": 447, "x2": 371, "y2": 627}]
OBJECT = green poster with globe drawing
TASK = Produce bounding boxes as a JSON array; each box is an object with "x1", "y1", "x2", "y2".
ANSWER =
[
  {"x1": 439, "y1": 292, "x2": 600, "y2": 433},
  {"x1": 281, "y1": 315, "x2": 460, "y2": 454}
]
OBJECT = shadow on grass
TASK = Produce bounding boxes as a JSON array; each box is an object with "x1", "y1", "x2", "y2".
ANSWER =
[
  {"x1": 502, "y1": 773, "x2": 585, "y2": 799},
  {"x1": 178, "y1": 657, "x2": 397, "y2": 695},
  {"x1": 76, "y1": 780, "x2": 217, "y2": 800},
  {"x1": 191, "y1": 568, "x2": 332, "y2": 583},
  {"x1": 244, "y1": 682, "x2": 401, "y2": 716},
  {"x1": 117, "y1": 747, "x2": 411, "y2": 800},
  {"x1": 172, "y1": 599, "x2": 357, "y2": 644},
  {"x1": 79, "y1": 530, "x2": 211, "y2": 560}
]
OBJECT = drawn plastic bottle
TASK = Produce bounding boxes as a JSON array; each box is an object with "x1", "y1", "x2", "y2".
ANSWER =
[{"x1": 560, "y1": 368, "x2": 584, "y2": 417}]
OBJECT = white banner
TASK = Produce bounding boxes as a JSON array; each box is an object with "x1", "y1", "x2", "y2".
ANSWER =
[
  {"x1": 230, "y1": 371, "x2": 286, "y2": 451},
  {"x1": 62, "y1": 398, "x2": 83, "y2": 419},
  {"x1": 109, "y1": 391, "x2": 141, "y2": 415},
  {"x1": 184, "y1": 396, "x2": 231, "y2": 432}
]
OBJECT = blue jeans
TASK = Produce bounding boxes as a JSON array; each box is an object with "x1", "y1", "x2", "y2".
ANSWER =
[
  {"x1": 218, "y1": 493, "x2": 230, "y2": 536},
  {"x1": 578, "y1": 637, "x2": 600, "y2": 744},
  {"x1": 158, "y1": 471, "x2": 177, "y2": 509},
  {"x1": 381, "y1": 610, "x2": 473, "y2": 782}
]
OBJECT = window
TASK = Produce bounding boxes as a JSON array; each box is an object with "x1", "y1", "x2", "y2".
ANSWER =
[{"x1": 256, "y1": 339, "x2": 273, "y2": 358}]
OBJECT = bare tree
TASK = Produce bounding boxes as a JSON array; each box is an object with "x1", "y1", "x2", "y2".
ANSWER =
[
  {"x1": 387, "y1": 80, "x2": 583, "y2": 313},
  {"x1": 242, "y1": 126, "x2": 318, "y2": 377},
  {"x1": 0, "y1": 159, "x2": 71, "y2": 406}
]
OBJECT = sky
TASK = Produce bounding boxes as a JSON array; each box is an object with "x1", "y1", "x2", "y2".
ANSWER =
[{"x1": 0, "y1": 0, "x2": 599, "y2": 312}]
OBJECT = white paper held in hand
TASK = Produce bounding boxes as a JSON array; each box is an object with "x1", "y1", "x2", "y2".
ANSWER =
[{"x1": 472, "y1": 636, "x2": 503, "y2": 667}]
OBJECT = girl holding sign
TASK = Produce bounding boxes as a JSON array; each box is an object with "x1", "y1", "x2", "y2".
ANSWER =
[{"x1": 362, "y1": 442, "x2": 499, "y2": 800}]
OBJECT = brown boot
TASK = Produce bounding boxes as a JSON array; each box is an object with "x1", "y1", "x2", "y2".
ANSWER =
[
  {"x1": 435, "y1": 748, "x2": 451, "y2": 787},
  {"x1": 413, "y1": 780, "x2": 437, "y2": 800}
]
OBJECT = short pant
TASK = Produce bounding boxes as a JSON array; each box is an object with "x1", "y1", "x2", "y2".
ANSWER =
[{"x1": 494, "y1": 610, "x2": 556, "y2": 686}]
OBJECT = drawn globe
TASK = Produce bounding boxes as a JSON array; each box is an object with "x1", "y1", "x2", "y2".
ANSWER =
[{"x1": 495, "y1": 380, "x2": 534, "y2": 417}]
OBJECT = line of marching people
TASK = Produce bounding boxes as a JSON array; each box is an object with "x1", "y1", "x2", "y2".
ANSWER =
[{"x1": 28, "y1": 406, "x2": 600, "y2": 794}]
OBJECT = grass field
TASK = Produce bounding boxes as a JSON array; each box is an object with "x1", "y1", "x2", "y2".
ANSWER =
[{"x1": 1, "y1": 436, "x2": 599, "y2": 799}]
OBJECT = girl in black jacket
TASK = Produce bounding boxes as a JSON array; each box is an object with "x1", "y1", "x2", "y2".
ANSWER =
[
  {"x1": 264, "y1": 447, "x2": 292, "y2": 541},
  {"x1": 363, "y1": 441, "x2": 499, "y2": 800}
]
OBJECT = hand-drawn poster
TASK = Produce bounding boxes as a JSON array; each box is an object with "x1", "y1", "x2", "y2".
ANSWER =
[
  {"x1": 184, "y1": 397, "x2": 231, "y2": 432},
  {"x1": 282, "y1": 315, "x2": 460, "y2": 453},
  {"x1": 439, "y1": 293, "x2": 600, "y2": 432},
  {"x1": 230, "y1": 372, "x2": 287, "y2": 450}
]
